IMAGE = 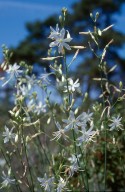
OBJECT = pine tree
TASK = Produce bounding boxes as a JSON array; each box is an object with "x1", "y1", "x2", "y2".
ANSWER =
[{"x1": 10, "y1": 0, "x2": 125, "y2": 93}]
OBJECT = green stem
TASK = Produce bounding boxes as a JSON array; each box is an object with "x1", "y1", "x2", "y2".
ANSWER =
[
  {"x1": 63, "y1": 54, "x2": 71, "y2": 104},
  {"x1": 104, "y1": 124, "x2": 107, "y2": 191},
  {"x1": 72, "y1": 130, "x2": 86, "y2": 190},
  {"x1": 33, "y1": 125, "x2": 58, "y2": 181},
  {"x1": 21, "y1": 126, "x2": 35, "y2": 192},
  {"x1": 99, "y1": 65, "x2": 107, "y2": 192},
  {"x1": 13, "y1": 142, "x2": 32, "y2": 191},
  {"x1": 79, "y1": 146, "x2": 89, "y2": 192}
]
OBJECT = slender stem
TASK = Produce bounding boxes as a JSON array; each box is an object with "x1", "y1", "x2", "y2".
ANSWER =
[
  {"x1": 21, "y1": 102, "x2": 57, "y2": 179},
  {"x1": 31, "y1": 127, "x2": 45, "y2": 168},
  {"x1": 33, "y1": 125, "x2": 58, "y2": 181},
  {"x1": 72, "y1": 130, "x2": 87, "y2": 190},
  {"x1": 72, "y1": 129, "x2": 77, "y2": 154},
  {"x1": 104, "y1": 124, "x2": 107, "y2": 191},
  {"x1": 13, "y1": 142, "x2": 32, "y2": 191},
  {"x1": 63, "y1": 54, "x2": 71, "y2": 104},
  {"x1": 79, "y1": 146, "x2": 89, "y2": 192},
  {"x1": 99, "y1": 65, "x2": 107, "y2": 192},
  {"x1": 21, "y1": 126, "x2": 35, "y2": 192}
]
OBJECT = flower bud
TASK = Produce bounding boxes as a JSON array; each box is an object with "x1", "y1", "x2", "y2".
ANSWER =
[
  {"x1": 119, "y1": 81, "x2": 123, "y2": 89},
  {"x1": 59, "y1": 15, "x2": 62, "y2": 23},
  {"x1": 15, "y1": 134, "x2": 18, "y2": 143}
]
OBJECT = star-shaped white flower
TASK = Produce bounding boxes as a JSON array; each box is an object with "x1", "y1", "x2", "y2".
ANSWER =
[
  {"x1": 77, "y1": 123, "x2": 96, "y2": 146},
  {"x1": 2, "y1": 63, "x2": 22, "y2": 86},
  {"x1": 49, "y1": 24, "x2": 60, "y2": 39},
  {"x1": 26, "y1": 75, "x2": 37, "y2": 90},
  {"x1": 52, "y1": 122, "x2": 68, "y2": 141},
  {"x1": 40, "y1": 71, "x2": 54, "y2": 84},
  {"x1": 64, "y1": 78, "x2": 80, "y2": 93},
  {"x1": 57, "y1": 177, "x2": 66, "y2": 192},
  {"x1": 68, "y1": 154, "x2": 81, "y2": 177},
  {"x1": 109, "y1": 115, "x2": 123, "y2": 131},
  {"x1": 1, "y1": 169, "x2": 15, "y2": 189},
  {"x1": 37, "y1": 173, "x2": 54, "y2": 192},
  {"x1": 2, "y1": 126, "x2": 16, "y2": 143},
  {"x1": 49, "y1": 27, "x2": 72, "y2": 54},
  {"x1": 68, "y1": 154, "x2": 81, "y2": 165},
  {"x1": 19, "y1": 84, "x2": 29, "y2": 96},
  {"x1": 63, "y1": 111, "x2": 89, "y2": 133},
  {"x1": 63, "y1": 111, "x2": 81, "y2": 133},
  {"x1": 34, "y1": 101, "x2": 46, "y2": 115}
]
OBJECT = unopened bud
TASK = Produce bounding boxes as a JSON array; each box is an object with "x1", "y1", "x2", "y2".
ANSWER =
[
  {"x1": 47, "y1": 117, "x2": 51, "y2": 124},
  {"x1": 62, "y1": 7, "x2": 67, "y2": 14},
  {"x1": 95, "y1": 12, "x2": 99, "y2": 22},
  {"x1": 75, "y1": 108, "x2": 79, "y2": 115},
  {"x1": 85, "y1": 92, "x2": 88, "y2": 98},
  {"x1": 59, "y1": 15, "x2": 62, "y2": 23},
  {"x1": 26, "y1": 136, "x2": 30, "y2": 143},
  {"x1": 15, "y1": 110, "x2": 20, "y2": 117},
  {"x1": 119, "y1": 81, "x2": 123, "y2": 89},
  {"x1": 15, "y1": 134, "x2": 18, "y2": 143},
  {"x1": 90, "y1": 13, "x2": 93, "y2": 20}
]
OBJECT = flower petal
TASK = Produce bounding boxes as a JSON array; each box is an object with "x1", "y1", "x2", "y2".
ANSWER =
[
  {"x1": 49, "y1": 41, "x2": 59, "y2": 47},
  {"x1": 60, "y1": 28, "x2": 65, "y2": 39},
  {"x1": 63, "y1": 43, "x2": 71, "y2": 50}
]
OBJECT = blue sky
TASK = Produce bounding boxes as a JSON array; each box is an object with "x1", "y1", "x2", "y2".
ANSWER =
[
  {"x1": 0, "y1": 0, "x2": 74, "y2": 57},
  {"x1": 0, "y1": 0, "x2": 125, "y2": 59}
]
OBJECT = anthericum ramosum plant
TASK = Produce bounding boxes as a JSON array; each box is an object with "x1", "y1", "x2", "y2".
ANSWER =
[{"x1": 0, "y1": 8, "x2": 125, "y2": 192}]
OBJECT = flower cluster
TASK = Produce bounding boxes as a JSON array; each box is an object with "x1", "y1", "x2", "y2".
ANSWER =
[{"x1": 49, "y1": 24, "x2": 72, "y2": 54}]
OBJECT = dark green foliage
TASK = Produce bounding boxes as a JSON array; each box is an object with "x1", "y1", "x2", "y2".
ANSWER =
[{"x1": 9, "y1": 1, "x2": 125, "y2": 94}]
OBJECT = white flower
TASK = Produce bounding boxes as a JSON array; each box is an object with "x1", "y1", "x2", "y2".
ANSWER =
[
  {"x1": 64, "y1": 78, "x2": 80, "y2": 92},
  {"x1": 27, "y1": 99, "x2": 35, "y2": 112},
  {"x1": 52, "y1": 122, "x2": 68, "y2": 141},
  {"x1": 26, "y1": 75, "x2": 37, "y2": 90},
  {"x1": 57, "y1": 177, "x2": 66, "y2": 192},
  {"x1": 69, "y1": 163, "x2": 79, "y2": 177},
  {"x1": 63, "y1": 111, "x2": 94, "y2": 134},
  {"x1": 37, "y1": 173, "x2": 54, "y2": 192},
  {"x1": 20, "y1": 85, "x2": 29, "y2": 96},
  {"x1": 40, "y1": 72, "x2": 54, "y2": 84},
  {"x1": 34, "y1": 101, "x2": 46, "y2": 115},
  {"x1": 1, "y1": 170, "x2": 15, "y2": 189},
  {"x1": 2, "y1": 126, "x2": 16, "y2": 143},
  {"x1": 68, "y1": 154, "x2": 81, "y2": 165},
  {"x1": 77, "y1": 123, "x2": 96, "y2": 146},
  {"x1": 2, "y1": 63, "x2": 22, "y2": 86},
  {"x1": 63, "y1": 111, "x2": 85, "y2": 133},
  {"x1": 6, "y1": 63, "x2": 22, "y2": 76},
  {"x1": 109, "y1": 115, "x2": 123, "y2": 131},
  {"x1": 49, "y1": 24, "x2": 60, "y2": 39},
  {"x1": 80, "y1": 111, "x2": 93, "y2": 123},
  {"x1": 49, "y1": 27, "x2": 72, "y2": 54},
  {"x1": 68, "y1": 154, "x2": 81, "y2": 177}
]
